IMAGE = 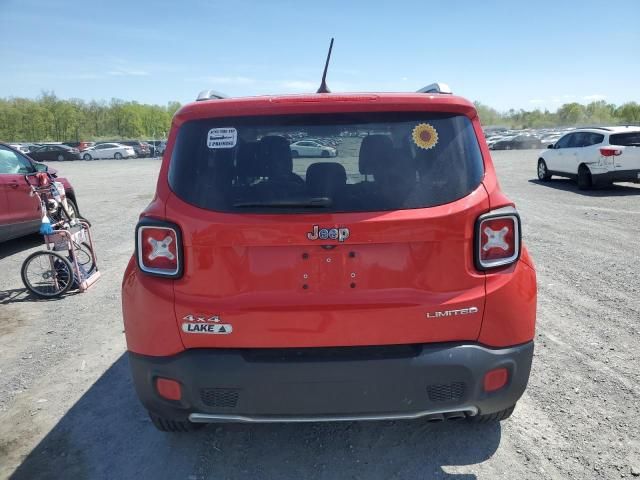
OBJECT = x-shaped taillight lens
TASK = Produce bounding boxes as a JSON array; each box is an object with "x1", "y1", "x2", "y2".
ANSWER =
[
  {"x1": 137, "y1": 223, "x2": 181, "y2": 277},
  {"x1": 476, "y1": 210, "x2": 520, "y2": 270}
]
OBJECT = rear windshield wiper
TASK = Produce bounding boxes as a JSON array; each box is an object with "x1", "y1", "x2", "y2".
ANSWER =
[{"x1": 233, "y1": 197, "x2": 332, "y2": 208}]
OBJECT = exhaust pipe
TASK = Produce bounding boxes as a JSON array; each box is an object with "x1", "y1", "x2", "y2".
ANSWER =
[
  {"x1": 444, "y1": 411, "x2": 467, "y2": 421},
  {"x1": 425, "y1": 413, "x2": 445, "y2": 423}
]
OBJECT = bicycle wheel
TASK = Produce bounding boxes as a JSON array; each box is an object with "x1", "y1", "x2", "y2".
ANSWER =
[
  {"x1": 72, "y1": 241, "x2": 96, "y2": 274},
  {"x1": 21, "y1": 251, "x2": 74, "y2": 298}
]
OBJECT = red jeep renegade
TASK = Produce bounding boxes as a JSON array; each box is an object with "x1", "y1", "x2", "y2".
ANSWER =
[{"x1": 122, "y1": 83, "x2": 537, "y2": 432}]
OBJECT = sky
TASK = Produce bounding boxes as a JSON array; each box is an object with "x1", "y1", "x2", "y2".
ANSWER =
[{"x1": 1, "y1": 0, "x2": 639, "y2": 112}]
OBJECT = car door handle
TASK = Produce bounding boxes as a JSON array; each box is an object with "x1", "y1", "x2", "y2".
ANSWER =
[{"x1": 9, "y1": 182, "x2": 19, "y2": 189}]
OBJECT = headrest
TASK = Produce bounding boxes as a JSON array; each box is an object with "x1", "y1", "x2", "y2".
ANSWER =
[
  {"x1": 358, "y1": 134, "x2": 393, "y2": 175},
  {"x1": 306, "y1": 162, "x2": 347, "y2": 196},
  {"x1": 259, "y1": 135, "x2": 292, "y2": 176},
  {"x1": 236, "y1": 141, "x2": 264, "y2": 178}
]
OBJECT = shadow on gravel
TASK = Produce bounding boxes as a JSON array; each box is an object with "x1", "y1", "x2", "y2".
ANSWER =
[
  {"x1": 0, "y1": 288, "x2": 72, "y2": 305},
  {"x1": 0, "y1": 288, "x2": 29, "y2": 304},
  {"x1": 529, "y1": 178, "x2": 640, "y2": 196},
  {"x1": 11, "y1": 355, "x2": 501, "y2": 480},
  {"x1": 0, "y1": 234, "x2": 42, "y2": 260}
]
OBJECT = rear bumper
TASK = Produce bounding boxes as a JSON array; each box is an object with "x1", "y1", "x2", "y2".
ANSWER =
[
  {"x1": 129, "y1": 341, "x2": 533, "y2": 423},
  {"x1": 593, "y1": 169, "x2": 640, "y2": 184}
]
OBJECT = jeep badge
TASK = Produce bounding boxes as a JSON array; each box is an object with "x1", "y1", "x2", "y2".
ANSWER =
[{"x1": 306, "y1": 225, "x2": 350, "y2": 242}]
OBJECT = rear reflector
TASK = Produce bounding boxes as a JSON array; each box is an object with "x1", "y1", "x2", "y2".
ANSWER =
[
  {"x1": 483, "y1": 368, "x2": 508, "y2": 392},
  {"x1": 600, "y1": 147, "x2": 622, "y2": 157},
  {"x1": 135, "y1": 220, "x2": 183, "y2": 278},
  {"x1": 475, "y1": 207, "x2": 521, "y2": 270},
  {"x1": 156, "y1": 377, "x2": 182, "y2": 401}
]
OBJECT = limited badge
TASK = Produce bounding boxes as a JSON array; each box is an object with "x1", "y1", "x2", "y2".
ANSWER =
[
  {"x1": 412, "y1": 123, "x2": 439, "y2": 150},
  {"x1": 207, "y1": 128, "x2": 237, "y2": 149}
]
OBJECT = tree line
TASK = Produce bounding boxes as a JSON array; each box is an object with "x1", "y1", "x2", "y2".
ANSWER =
[
  {"x1": 0, "y1": 92, "x2": 181, "y2": 142},
  {"x1": 474, "y1": 100, "x2": 640, "y2": 129},
  {"x1": 1, "y1": 92, "x2": 639, "y2": 143}
]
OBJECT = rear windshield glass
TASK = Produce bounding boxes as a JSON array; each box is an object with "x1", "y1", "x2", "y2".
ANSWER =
[
  {"x1": 168, "y1": 112, "x2": 484, "y2": 213},
  {"x1": 609, "y1": 132, "x2": 640, "y2": 146}
]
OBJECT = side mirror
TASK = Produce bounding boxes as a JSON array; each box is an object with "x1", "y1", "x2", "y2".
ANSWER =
[
  {"x1": 34, "y1": 163, "x2": 48, "y2": 172},
  {"x1": 547, "y1": 144, "x2": 555, "y2": 149}
]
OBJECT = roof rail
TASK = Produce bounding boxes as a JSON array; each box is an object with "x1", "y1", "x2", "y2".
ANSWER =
[
  {"x1": 196, "y1": 90, "x2": 229, "y2": 101},
  {"x1": 416, "y1": 82, "x2": 452, "y2": 95},
  {"x1": 577, "y1": 126, "x2": 613, "y2": 131}
]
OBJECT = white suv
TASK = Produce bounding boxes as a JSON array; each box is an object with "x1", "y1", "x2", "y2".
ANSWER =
[{"x1": 537, "y1": 126, "x2": 640, "y2": 189}]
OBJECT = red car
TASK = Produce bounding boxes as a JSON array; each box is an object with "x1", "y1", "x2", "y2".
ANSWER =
[
  {"x1": 122, "y1": 84, "x2": 537, "y2": 432},
  {"x1": 0, "y1": 143, "x2": 79, "y2": 243}
]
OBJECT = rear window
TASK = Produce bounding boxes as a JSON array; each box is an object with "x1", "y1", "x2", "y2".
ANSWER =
[
  {"x1": 168, "y1": 112, "x2": 484, "y2": 214},
  {"x1": 609, "y1": 132, "x2": 640, "y2": 146}
]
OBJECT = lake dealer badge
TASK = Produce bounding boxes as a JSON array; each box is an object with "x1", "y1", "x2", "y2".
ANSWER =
[{"x1": 182, "y1": 314, "x2": 233, "y2": 335}]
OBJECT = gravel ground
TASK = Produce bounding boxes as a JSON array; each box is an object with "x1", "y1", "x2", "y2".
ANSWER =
[{"x1": 1, "y1": 152, "x2": 639, "y2": 479}]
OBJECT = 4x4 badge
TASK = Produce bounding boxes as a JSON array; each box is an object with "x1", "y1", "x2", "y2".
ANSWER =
[{"x1": 307, "y1": 225, "x2": 350, "y2": 242}]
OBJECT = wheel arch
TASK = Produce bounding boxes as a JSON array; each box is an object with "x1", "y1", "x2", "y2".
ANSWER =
[{"x1": 578, "y1": 162, "x2": 592, "y2": 173}]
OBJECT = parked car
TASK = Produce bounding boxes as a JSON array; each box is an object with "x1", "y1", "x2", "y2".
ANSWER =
[
  {"x1": 23, "y1": 143, "x2": 42, "y2": 152},
  {"x1": 144, "y1": 142, "x2": 160, "y2": 157},
  {"x1": 8, "y1": 144, "x2": 30, "y2": 154},
  {"x1": 81, "y1": 143, "x2": 135, "y2": 160},
  {"x1": 122, "y1": 83, "x2": 537, "y2": 432},
  {"x1": 64, "y1": 141, "x2": 95, "y2": 151},
  {"x1": 28, "y1": 144, "x2": 81, "y2": 161},
  {"x1": 0, "y1": 143, "x2": 80, "y2": 242},
  {"x1": 289, "y1": 140, "x2": 337, "y2": 157},
  {"x1": 540, "y1": 135, "x2": 562, "y2": 146},
  {"x1": 119, "y1": 141, "x2": 150, "y2": 158},
  {"x1": 491, "y1": 135, "x2": 543, "y2": 150},
  {"x1": 146, "y1": 140, "x2": 167, "y2": 155},
  {"x1": 537, "y1": 126, "x2": 640, "y2": 189}
]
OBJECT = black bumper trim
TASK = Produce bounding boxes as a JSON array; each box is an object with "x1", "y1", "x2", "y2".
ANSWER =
[
  {"x1": 593, "y1": 169, "x2": 640, "y2": 184},
  {"x1": 129, "y1": 342, "x2": 534, "y2": 422}
]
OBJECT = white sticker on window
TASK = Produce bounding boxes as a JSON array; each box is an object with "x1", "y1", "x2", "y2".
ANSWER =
[{"x1": 207, "y1": 128, "x2": 237, "y2": 149}]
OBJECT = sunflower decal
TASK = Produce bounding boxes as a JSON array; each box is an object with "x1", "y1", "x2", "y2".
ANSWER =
[{"x1": 412, "y1": 123, "x2": 439, "y2": 150}]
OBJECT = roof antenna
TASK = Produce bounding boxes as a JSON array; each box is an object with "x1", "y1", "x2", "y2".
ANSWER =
[{"x1": 316, "y1": 38, "x2": 334, "y2": 93}]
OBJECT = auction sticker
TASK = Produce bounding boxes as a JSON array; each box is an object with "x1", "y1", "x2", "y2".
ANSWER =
[{"x1": 207, "y1": 127, "x2": 237, "y2": 149}]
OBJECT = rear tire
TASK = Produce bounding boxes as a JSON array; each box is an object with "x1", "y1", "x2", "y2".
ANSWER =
[
  {"x1": 291, "y1": 150, "x2": 299, "y2": 158},
  {"x1": 114, "y1": 152, "x2": 123, "y2": 160},
  {"x1": 537, "y1": 159, "x2": 551, "y2": 181},
  {"x1": 57, "y1": 154, "x2": 65, "y2": 161},
  {"x1": 83, "y1": 153, "x2": 92, "y2": 161},
  {"x1": 467, "y1": 405, "x2": 515, "y2": 423},
  {"x1": 148, "y1": 411, "x2": 204, "y2": 432},
  {"x1": 577, "y1": 164, "x2": 593, "y2": 190}
]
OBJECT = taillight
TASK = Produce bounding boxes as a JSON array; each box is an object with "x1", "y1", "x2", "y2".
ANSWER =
[
  {"x1": 600, "y1": 147, "x2": 622, "y2": 157},
  {"x1": 135, "y1": 219, "x2": 183, "y2": 277},
  {"x1": 475, "y1": 207, "x2": 521, "y2": 270}
]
